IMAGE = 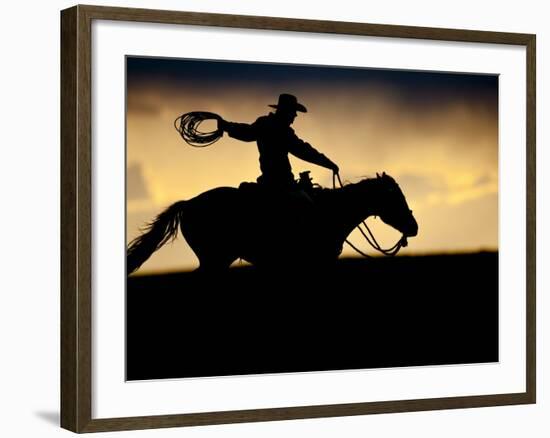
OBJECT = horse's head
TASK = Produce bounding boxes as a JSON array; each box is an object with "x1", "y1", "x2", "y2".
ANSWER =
[{"x1": 373, "y1": 172, "x2": 418, "y2": 239}]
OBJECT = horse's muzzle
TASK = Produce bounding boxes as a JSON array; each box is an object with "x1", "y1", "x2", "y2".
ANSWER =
[{"x1": 405, "y1": 219, "x2": 418, "y2": 237}]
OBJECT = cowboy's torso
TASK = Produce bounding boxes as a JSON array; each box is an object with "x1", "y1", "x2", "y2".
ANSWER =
[{"x1": 254, "y1": 113, "x2": 297, "y2": 185}]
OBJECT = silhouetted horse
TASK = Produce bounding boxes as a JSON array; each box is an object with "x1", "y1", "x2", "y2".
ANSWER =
[{"x1": 127, "y1": 173, "x2": 418, "y2": 274}]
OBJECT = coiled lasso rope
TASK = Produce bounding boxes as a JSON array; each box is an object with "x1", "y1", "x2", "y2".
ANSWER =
[{"x1": 174, "y1": 111, "x2": 223, "y2": 147}]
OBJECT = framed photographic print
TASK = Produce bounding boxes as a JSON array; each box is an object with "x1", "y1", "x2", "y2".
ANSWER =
[{"x1": 60, "y1": 4, "x2": 536, "y2": 433}]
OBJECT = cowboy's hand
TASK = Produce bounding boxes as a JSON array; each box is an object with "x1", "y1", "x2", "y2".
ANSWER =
[{"x1": 216, "y1": 116, "x2": 226, "y2": 133}]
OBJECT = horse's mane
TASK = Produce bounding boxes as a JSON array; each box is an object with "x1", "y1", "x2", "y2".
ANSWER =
[
  {"x1": 313, "y1": 175, "x2": 381, "y2": 198},
  {"x1": 312, "y1": 174, "x2": 402, "y2": 211}
]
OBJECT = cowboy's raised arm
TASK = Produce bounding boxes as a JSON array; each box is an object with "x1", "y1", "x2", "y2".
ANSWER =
[
  {"x1": 288, "y1": 132, "x2": 339, "y2": 174},
  {"x1": 218, "y1": 117, "x2": 258, "y2": 142}
]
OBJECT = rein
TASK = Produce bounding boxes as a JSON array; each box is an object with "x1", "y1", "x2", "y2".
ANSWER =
[{"x1": 332, "y1": 173, "x2": 407, "y2": 258}]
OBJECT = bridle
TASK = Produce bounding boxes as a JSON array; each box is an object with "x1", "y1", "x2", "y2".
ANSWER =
[{"x1": 332, "y1": 173, "x2": 408, "y2": 258}]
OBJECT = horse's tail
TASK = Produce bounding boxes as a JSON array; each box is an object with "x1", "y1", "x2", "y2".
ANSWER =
[{"x1": 127, "y1": 200, "x2": 187, "y2": 275}]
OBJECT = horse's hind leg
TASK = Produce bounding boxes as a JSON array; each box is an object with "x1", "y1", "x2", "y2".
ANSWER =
[{"x1": 186, "y1": 237, "x2": 237, "y2": 273}]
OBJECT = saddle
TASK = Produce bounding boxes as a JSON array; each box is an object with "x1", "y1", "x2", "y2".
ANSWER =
[
  {"x1": 236, "y1": 171, "x2": 329, "y2": 257},
  {"x1": 238, "y1": 171, "x2": 316, "y2": 199},
  {"x1": 238, "y1": 171, "x2": 318, "y2": 224}
]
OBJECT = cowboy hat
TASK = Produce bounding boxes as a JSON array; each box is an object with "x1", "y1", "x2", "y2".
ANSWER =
[{"x1": 268, "y1": 93, "x2": 307, "y2": 113}]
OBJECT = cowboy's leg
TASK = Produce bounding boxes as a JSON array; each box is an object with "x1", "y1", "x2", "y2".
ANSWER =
[{"x1": 287, "y1": 189, "x2": 315, "y2": 246}]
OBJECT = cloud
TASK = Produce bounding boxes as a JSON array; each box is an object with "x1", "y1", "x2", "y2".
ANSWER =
[
  {"x1": 394, "y1": 173, "x2": 447, "y2": 200},
  {"x1": 411, "y1": 192, "x2": 498, "y2": 253},
  {"x1": 127, "y1": 94, "x2": 162, "y2": 116},
  {"x1": 127, "y1": 163, "x2": 150, "y2": 201},
  {"x1": 125, "y1": 64, "x2": 498, "y2": 271},
  {"x1": 473, "y1": 173, "x2": 494, "y2": 187}
]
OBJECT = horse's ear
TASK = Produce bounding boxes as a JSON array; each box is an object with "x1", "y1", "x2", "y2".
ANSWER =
[
  {"x1": 382, "y1": 171, "x2": 386, "y2": 177},
  {"x1": 376, "y1": 172, "x2": 380, "y2": 178}
]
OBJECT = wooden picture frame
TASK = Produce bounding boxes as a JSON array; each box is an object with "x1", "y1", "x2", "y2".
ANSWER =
[{"x1": 61, "y1": 4, "x2": 536, "y2": 433}]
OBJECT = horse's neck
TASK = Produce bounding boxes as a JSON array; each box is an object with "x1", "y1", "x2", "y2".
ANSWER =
[{"x1": 329, "y1": 182, "x2": 380, "y2": 241}]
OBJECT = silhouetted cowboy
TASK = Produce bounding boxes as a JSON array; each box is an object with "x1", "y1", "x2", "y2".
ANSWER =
[{"x1": 218, "y1": 94, "x2": 339, "y2": 189}]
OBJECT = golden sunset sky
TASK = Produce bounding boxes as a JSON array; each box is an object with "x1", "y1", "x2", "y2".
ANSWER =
[{"x1": 126, "y1": 57, "x2": 498, "y2": 273}]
